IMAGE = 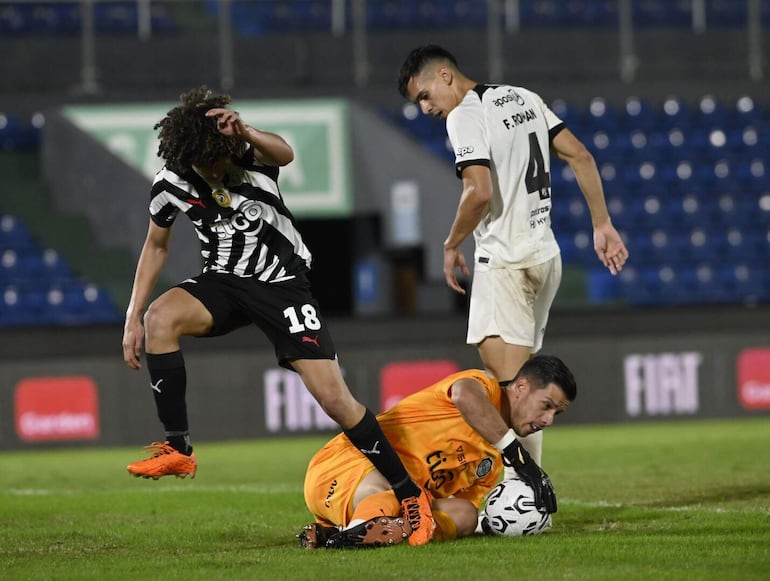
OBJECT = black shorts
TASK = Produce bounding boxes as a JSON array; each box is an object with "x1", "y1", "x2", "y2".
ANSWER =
[{"x1": 176, "y1": 271, "x2": 337, "y2": 370}]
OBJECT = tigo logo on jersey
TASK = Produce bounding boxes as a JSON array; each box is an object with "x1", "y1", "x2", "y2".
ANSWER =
[
  {"x1": 737, "y1": 347, "x2": 770, "y2": 410},
  {"x1": 15, "y1": 377, "x2": 100, "y2": 442},
  {"x1": 379, "y1": 360, "x2": 459, "y2": 411}
]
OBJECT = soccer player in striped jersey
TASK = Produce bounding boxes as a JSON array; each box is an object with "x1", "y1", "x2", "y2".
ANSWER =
[
  {"x1": 398, "y1": 45, "x2": 627, "y2": 466},
  {"x1": 121, "y1": 87, "x2": 435, "y2": 545},
  {"x1": 298, "y1": 355, "x2": 576, "y2": 548}
]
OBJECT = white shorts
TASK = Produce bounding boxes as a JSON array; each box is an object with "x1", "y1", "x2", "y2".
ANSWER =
[{"x1": 466, "y1": 254, "x2": 562, "y2": 352}]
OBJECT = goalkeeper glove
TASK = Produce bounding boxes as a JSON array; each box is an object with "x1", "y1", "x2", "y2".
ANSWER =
[{"x1": 500, "y1": 437, "x2": 557, "y2": 514}]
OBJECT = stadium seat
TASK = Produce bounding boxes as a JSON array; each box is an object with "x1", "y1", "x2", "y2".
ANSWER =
[
  {"x1": 719, "y1": 264, "x2": 767, "y2": 303},
  {"x1": 622, "y1": 96, "x2": 656, "y2": 132},
  {"x1": 634, "y1": 0, "x2": 692, "y2": 28},
  {"x1": 0, "y1": 213, "x2": 36, "y2": 251},
  {"x1": 587, "y1": 266, "x2": 621, "y2": 303},
  {"x1": 0, "y1": 285, "x2": 42, "y2": 326},
  {"x1": 550, "y1": 99, "x2": 583, "y2": 133},
  {"x1": 657, "y1": 97, "x2": 691, "y2": 130},
  {"x1": 586, "y1": 97, "x2": 620, "y2": 133},
  {"x1": 706, "y1": 0, "x2": 747, "y2": 28},
  {"x1": 723, "y1": 227, "x2": 763, "y2": 263},
  {"x1": 695, "y1": 94, "x2": 728, "y2": 130},
  {"x1": 729, "y1": 95, "x2": 764, "y2": 127}
]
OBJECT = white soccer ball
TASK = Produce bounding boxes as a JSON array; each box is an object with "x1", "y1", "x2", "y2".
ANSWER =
[{"x1": 480, "y1": 478, "x2": 552, "y2": 537}]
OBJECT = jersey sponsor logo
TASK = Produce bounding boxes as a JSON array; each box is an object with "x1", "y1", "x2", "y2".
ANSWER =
[
  {"x1": 502, "y1": 108, "x2": 538, "y2": 130},
  {"x1": 324, "y1": 478, "x2": 338, "y2": 508},
  {"x1": 529, "y1": 204, "x2": 552, "y2": 229},
  {"x1": 476, "y1": 457, "x2": 493, "y2": 478},
  {"x1": 492, "y1": 90, "x2": 526, "y2": 108},
  {"x1": 426, "y1": 449, "x2": 455, "y2": 490},
  {"x1": 455, "y1": 145, "x2": 475, "y2": 158},
  {"x1": 211, "y1": 200, "x2": 265, "y2": 238},
  {"x1": 186, "y1": 198, "x2": 205, "y2": 208}
]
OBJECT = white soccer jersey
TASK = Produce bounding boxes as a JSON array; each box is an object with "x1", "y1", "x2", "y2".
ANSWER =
[{"x1": 446, "y1": 84, "x2": 564, "y2": 268}]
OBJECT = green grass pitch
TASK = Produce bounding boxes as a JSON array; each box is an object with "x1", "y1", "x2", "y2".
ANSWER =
[{"x1": 1, "y1": 417, "x2": 768, "y2": 580}]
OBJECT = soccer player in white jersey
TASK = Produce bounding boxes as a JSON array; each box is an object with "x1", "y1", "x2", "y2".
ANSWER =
[
  {"x1": 121, "y1": 86, "x2": 435, "y2": 546},
  {"x1": 398, "y1": 45, "x2": 628, "y2": 465}
]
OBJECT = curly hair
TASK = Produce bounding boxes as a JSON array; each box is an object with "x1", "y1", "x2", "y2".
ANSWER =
[{"x1": 154, "y1": 86, "x2": 245, "y2": 170}]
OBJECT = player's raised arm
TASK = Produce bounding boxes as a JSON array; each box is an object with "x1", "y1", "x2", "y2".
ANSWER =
[{"x1": 205, "y1": 108, "x2": 294, "y2": 167}]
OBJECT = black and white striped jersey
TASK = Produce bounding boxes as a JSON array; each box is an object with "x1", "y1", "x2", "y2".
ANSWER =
[{"x1": 149, "y1": 147, "x2": 311, "y2": 283}]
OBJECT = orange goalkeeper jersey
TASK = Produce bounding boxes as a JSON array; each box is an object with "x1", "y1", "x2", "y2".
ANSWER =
[{"x1": 304, "y1": 369, "x2": 504, "y2": 525}]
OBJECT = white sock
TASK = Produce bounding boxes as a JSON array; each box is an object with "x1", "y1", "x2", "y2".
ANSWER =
[{"x1": 344, "y1": 519, "x2": 365, "y2": 530}]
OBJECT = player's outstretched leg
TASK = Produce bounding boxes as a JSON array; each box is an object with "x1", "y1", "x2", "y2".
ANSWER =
[
  {"x1": 324, "y1": 516, "x2": 412, "y2": 549},
  {"x1": 297, "y1": 523, "x2": 340, "y2": 549},
  {"x1": 127, "y1": 441, "x2": 197, "y2": 480}
]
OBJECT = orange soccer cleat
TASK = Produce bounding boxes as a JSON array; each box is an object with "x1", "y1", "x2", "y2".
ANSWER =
[
  {"x1": 400, "y1": 488, "x2": 437, "y2": 546},
  {"x1": 127, "y1": 442, "x2": 197, "y2": 480}
]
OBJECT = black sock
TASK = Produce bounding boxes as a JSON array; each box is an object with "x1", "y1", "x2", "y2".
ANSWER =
[
  {"x1": 146, "y1": 350, "x2": 192, "y2": 455},
  {"x1": 343, "y1": 409, "x2": 420, "y2": 502}
]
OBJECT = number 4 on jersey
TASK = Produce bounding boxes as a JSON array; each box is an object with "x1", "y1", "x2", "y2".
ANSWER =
[{"x1": 525, "y1": 132, "x2": 551, "y2": 200}]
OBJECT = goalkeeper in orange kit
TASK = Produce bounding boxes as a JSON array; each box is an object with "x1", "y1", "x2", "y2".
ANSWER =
[{"x1": 298, "y1": 354, "x2": 576, "y2": 548}]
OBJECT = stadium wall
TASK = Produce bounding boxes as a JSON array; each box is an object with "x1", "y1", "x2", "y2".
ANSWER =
[
  {"x1": 1, "y1": 305, "x2": 768, "y2": 450},
  {"x1": 2, "y1": 28, "x2": 768, "y2": 113}
]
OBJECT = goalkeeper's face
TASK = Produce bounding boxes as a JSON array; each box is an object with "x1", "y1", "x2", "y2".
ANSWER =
[{"x1": 509, "y1": 381, "x2": 570, "y2": 438}]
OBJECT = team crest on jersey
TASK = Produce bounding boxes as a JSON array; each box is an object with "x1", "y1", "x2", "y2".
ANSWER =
[
  {"x1": 212, "y1": 188, "x2": 232, "y2": 208},
  {"x1": 476, "y1": 458, "x2": 493, "y2": 477}
]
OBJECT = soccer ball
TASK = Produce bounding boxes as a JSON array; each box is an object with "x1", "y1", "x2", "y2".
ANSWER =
[{"x1": 480, "y1": 478, "x2": 552, "y2": 537}]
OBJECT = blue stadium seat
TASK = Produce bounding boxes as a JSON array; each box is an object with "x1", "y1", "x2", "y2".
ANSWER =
[
  {"x1": 729, "y1": 95, "x2": 764, "y2": 128},
  {"x1": 622, "y1": 265, "x2": 688, "y2": 306},
  {"x1": 38, "y1": 281, "x2": 121, "y2": 325},
  {"x1": 684, "y1": 227, "x2": 728, "y2": 262},
  {"x1": 695, "y1": 94, "x2": 728, "y2": 130},
  {"x1": 706, "y1": 0, "x2": 747, "y2": 28},
  {"x1": 0, "y1": 249, "x2": 23, "y2": 286},
  {"x1": 622, "y1": 96, "x2": 656, "y2": 132},
  {"x1": 587, "y1": 267, "x2": 621, "y2": 303},
  {"x1": 0, "y1": 213, "x2": 36, "y2": 251},
  {"x1": 723, "y1": 227, "x2": 763, "y2": 262},
  {"x1": 0, "y1": 113, "x2": 41, "y2": 151},
  {"x1": 586, "y1": 97, "x2": 620, "y2": 133},
  {"x1": 604, "y1": 195, "x2": 630, "y2": 231},
  {"x1": 367, "y1": 0, "x2": 417, "y2": 30},
  {"x1": 520, "y1": 0, "x2": 569, "y2": 27},
  {"x1": 719, "y1": 264, "x2": 767, "y2": 303},
  {"x1": 635, "y1": 0, "x2": 692, "y2": 28},
  {"x1": 550, "y1": 99, "x2": 583, "y2": 133},
  {"x1": 714, "y1": 192, "x2": 757, "y2": 228},
  {"x1": 0, "y1": 286, "x2": 43, "y2": 327},
  {"x1": 0, "y1": 1, "x2": 175, "y2": 36},
  {"x1": 657, "y1": 97, "x2": 691, "y2": 130}
]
